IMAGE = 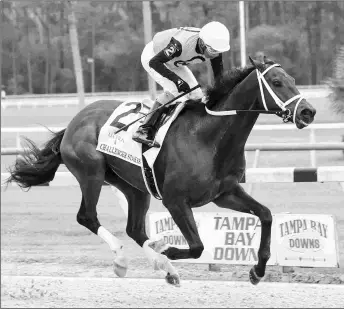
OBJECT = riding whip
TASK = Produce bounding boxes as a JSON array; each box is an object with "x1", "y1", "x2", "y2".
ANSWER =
[{"x1": 114, "y1": 84, "x2": 201, "y2": 134}]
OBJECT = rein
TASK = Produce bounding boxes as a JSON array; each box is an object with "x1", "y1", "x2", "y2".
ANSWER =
[
  {"x1": 205, "y1": 63, "x2": 304, "y2": 124},
  {"x1": 114, "y1": 85, "x2": 201, "y2": 134}
]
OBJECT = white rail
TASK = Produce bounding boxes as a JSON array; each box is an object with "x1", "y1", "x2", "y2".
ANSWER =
[
  {"x1": 2, "y1": 123, "x2": 343, "y2": 179},
  {"x1": 2, "y1": 166, "x2": 344, "y2": 187},
  {"x1": 2, "y1": 123, "x2": 344, "y2": 133},
  {"x1": 2, "y1": 143, "x2": 344, "y2": 156},
  {"x1": 0, "y1": 86, "x2": 330, "y2": 109}
]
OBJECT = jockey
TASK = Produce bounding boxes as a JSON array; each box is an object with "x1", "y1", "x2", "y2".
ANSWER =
[{"x1": 132, "y1": 21, "x2": 230, "y2": 147}]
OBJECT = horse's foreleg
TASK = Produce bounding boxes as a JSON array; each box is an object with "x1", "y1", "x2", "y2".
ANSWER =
[
  {"x1": 161, "y1": 203, "x2": 204, "y2": 261},
  {"x1": 213, "y1": 185, "x2": 272, "y2": 285}
]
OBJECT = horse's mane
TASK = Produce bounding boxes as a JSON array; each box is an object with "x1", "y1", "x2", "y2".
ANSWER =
[{"x1": 205, "y1": 62, "x2": 268, "y2": 109}]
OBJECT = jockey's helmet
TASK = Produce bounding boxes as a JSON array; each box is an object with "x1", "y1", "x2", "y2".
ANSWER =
[{"x1": 199, "y1": 21, "x2": 230, "y2": 54}]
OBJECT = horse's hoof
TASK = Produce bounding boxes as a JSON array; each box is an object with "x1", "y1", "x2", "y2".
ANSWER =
[
  {"x1": 249, "y1": 266, "x2": 262, "y2": 285},
  {"x1": 165, "y1": 272, "x2": 180, "y2": 287},
  {"x1": 113, "y1": 256, "x2": 128, "y2": 278}
]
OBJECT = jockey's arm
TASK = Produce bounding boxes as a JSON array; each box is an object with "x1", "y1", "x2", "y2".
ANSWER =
[
  {"x1": 210, "y1": 54, "x2": 224, "y2": 80},
  {"x1": 149, "y1": 38, "x2": 183, "y2": 84}
]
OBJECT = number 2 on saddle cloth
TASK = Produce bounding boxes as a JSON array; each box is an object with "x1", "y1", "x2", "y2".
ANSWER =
[{"x1": 110, "y1": 102, "x2": 144, "y2": 132}]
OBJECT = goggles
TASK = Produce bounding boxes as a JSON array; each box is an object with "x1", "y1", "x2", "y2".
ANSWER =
[
  {"x1": 205, "y1": 44, "x2": 220, "y2": 56},
  {"x1": 200, "y1": 39, "x2": 220, "y2": 56}
]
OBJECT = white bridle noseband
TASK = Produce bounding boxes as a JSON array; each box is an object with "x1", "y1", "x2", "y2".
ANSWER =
[{"x1": 205, "y1": 63, "x2": 304, "y2": 124}]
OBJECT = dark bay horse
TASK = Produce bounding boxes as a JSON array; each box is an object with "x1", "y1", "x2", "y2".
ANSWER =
[{"x1": 5, "y1": 57, "x2": 316, "y2": 286}]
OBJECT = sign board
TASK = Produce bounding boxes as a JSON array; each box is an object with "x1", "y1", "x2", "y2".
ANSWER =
[
  {"x1": 147, "y1": 212, "x2": 339, "y2": 267},
  {"x1": 148, "y1": 212, "x2": 276, "y2": 265},
  {"x1": 273, "y1": 214, "x2": 339, "y2": 267}
]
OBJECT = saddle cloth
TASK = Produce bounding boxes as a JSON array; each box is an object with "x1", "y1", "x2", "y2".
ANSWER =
[{"x1": 96, "y1": 98, "x2": 186, "y2": 169}]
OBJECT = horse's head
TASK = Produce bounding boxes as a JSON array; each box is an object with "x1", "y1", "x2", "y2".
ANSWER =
[{"x1": 248, "y1": 56, "x2": 316, "y2": 129}]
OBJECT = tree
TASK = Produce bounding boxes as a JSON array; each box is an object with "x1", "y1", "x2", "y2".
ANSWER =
[
  {"x1": 66, "y1": 1, "x2": 85, "y2": 109},
  {"x1": 1, "y1": 1, "x2": 344, "y2": 94},
  {"x1": 245, "y1": 24, "x2": 309, "y2": 84},
  {"x1": 327, "y1": 45, "x2": 344, "y2": 118},
  {"x1": 306, "y1": 2, "x2": 323, "y2": 84}
]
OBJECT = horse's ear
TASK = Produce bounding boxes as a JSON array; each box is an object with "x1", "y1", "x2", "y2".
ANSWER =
[
  {"x1": 263, "y1": 56, "x2": 275, "y2": 64},
  {"x1": 248, "y1": 56, "x2": 260, "y2": 69}
]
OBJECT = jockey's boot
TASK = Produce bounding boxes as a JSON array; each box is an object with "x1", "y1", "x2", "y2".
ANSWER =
[{"x1": 132, "y1": 99, "x2": 165, "y2": 148}]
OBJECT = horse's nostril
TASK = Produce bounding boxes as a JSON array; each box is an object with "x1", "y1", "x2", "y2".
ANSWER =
[{"x1": 301, "y1": 109, "x2": 313, "y2": 118}]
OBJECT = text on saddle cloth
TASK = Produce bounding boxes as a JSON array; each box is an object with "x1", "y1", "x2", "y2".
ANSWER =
[{"x1": 96, "y1": 98, "x2": 186, "y2": 168}]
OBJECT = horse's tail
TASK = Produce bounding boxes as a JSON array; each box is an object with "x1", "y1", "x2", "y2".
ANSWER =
[{"x1": 4, "y1": 129, "x2": 66, "y2": 190}]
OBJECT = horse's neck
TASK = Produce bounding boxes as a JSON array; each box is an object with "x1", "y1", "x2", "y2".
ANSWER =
[
  {"x1": 206, "y1": 71, "x2": 260, "y2": 170},
  {"x1": 208, "y1": 71, "x2": 259, "y2": 138}
]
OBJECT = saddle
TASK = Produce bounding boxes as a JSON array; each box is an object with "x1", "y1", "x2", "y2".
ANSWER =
[{"x1": 96, "y1": 98, "x2": 189, "y2": 200}]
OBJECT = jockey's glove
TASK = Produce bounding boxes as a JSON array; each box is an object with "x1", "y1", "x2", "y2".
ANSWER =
[{"x1": 175, "y1": 78, "x2": 191, "y2": 93}]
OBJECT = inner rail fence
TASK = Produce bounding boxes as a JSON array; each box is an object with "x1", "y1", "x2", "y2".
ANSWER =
[
  {"x1": 3, "y1": 122, "x2": 343, "y2": 193},
  {"x1": 2, "y1": 123, "x2": 344, "y2": 168},
  {"x1": 0, "y1": 85, "x2": 330, "y2": 109},
  {"x1": 1, "y1": 143, "x2": 344, "y2": 156},
  {"x1": 2, "y1": 166, "x2": 344, "y2": 187}
]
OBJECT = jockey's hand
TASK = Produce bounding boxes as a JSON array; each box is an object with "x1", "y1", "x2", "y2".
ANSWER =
[{"x1": 175, "y1": 78, "x2": 191, "y2": 93}]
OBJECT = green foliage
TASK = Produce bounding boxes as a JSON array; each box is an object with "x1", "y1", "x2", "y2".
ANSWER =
[
  {"x1": 245, "y1": 24, "x2": 309, "y2": 84},
  {"x1": 1, "y1": 1, "x2": 344, "y2": 94},
  {"x1": 327, "y1": 46, "x2": 344, "y2": 118}
]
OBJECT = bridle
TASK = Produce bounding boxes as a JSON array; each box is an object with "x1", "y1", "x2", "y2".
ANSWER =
[{"x1": 205, "y1": 63, "x2": 304, "y2": 124}]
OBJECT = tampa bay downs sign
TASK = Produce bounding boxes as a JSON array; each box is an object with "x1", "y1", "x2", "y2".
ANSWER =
[{"x1": 147, "y1": 212, "x2": 339, "y2": 267}]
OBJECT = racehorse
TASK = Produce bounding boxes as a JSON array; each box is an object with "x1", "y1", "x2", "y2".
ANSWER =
[{"x1": 5, "y1": 56, "x2": 316, "y2": 286}]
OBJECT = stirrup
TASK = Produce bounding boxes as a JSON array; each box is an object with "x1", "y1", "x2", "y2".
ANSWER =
[
  {"x1": 147, "y1": 139, "x2": 160, "y2": 148},
  {"x1": 132, "y1": 133, "x2": 160, "y2": 148},
  {"x1": 139, "y1": 137, "x2": 160, "y2": 148}
]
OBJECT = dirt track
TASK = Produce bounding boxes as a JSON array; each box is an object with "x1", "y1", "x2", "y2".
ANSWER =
[
  {"x1": 2, "y1": 95, "x2": 344, "y2": 307},
  {"x1": 2, "y1": 275, "x2": 344, "y2": 308}
]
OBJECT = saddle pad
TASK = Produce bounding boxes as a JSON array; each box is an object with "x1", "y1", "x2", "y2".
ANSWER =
[{"x1": 96, "y1": 99, "x2": 186, "y2": 168}]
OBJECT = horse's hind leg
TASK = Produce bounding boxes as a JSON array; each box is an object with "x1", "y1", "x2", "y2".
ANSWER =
[
  {"x1": 106, "y1": 171, "x2": 180, "y2": 286},
  {"x1": 61, "y1": 145, "x2": 128, "y2": 277}
]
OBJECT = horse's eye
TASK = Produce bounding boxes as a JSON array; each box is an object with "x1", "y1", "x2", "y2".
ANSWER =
[{"x1": 273, "y1": 80, "x2": 282, "y2": 87}]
